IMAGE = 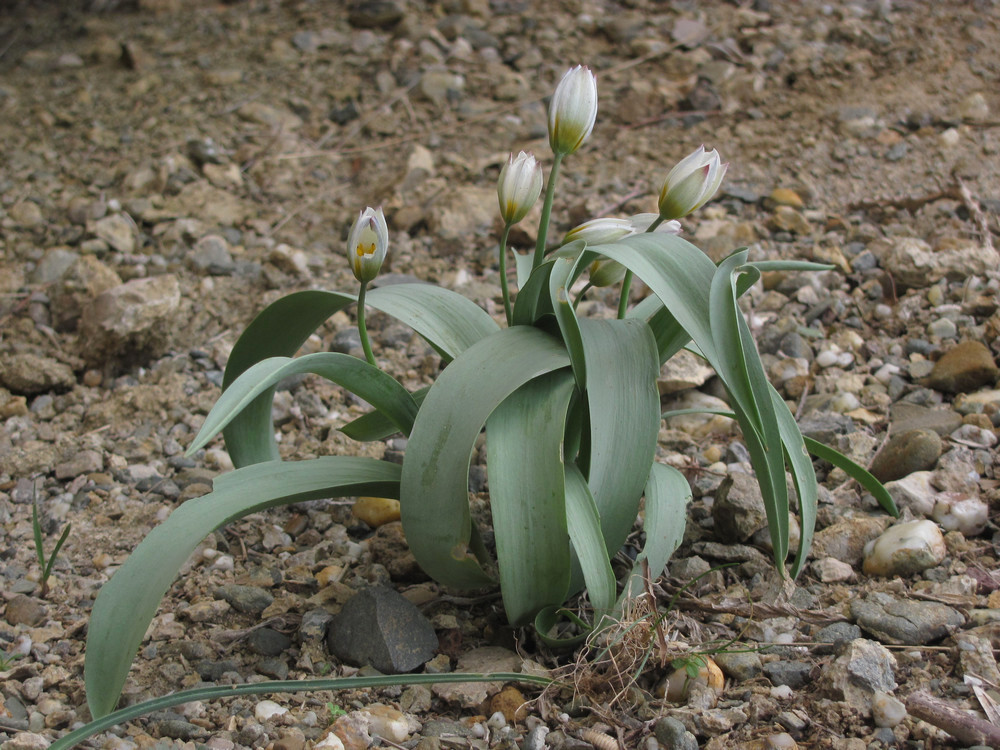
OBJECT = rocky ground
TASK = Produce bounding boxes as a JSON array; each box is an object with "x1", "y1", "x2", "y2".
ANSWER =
[{"x1": 2, "y1": 0, "x2": 1000, "y2": 748}]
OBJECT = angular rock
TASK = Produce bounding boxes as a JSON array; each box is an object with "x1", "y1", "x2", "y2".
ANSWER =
[
  {"x1": 810, "y1": 516, "x2": 890, "y2": 567},
  {"x1": 657, "y1": 349, "x2": 716, "y2": 394},
  {"x1": 922, "y1": 340, "x2": 998, "y2": 394},
  {"x1": 54, "y1": 449, "x2": 103, "y2": 479},
  {"x1": 93, "y1": 213, "x2": 136, "y2": 253},
  {"x1": 869, "y1": 429, "x2": 942, "y2": 483},
  {"x1": 79, "y1": 274, "x2": 181, "y2": 364},
  {"x1": 862, "y1": 519, "x2": 946, "y2": 577},
  {"x1": 326, "y1": 586, "x2": 437, "y2": 673},
  {"x1": 884, "y1": 471, "x2": 937, "y2": 516},
  {"x1": 851, "y1": 593, "x2": 964, "y2": 645},
  {"x1": 871, "y1": 237, "x2": 996, "y2": 289},
  {"x1": 763, "y1": 660, "x2": 813, "y2": 689},
  {"x1": 713, "y1": 650, "x2": 762, "y2": 681},
  {"x1": 712, "y1": 472, "x2": 767, "y2": 543},
  {"x1": 818, "y1": 638, "x2": 897, "y2": 712},
  {"x1": 49, "y1": 255, "x2": 123, "y2": 332},
  {"x1": 215, "y1": 584, "x2": 274, "y2": 615},
  {"x1": 887, "y1": 402, "x2": 963, "y2": 436},
  {"x1": 0, "y1": 353, "x2": 75, "y2": 395},
  {"x1": 5, "y1": 595, "x2": 49, "y2": 627},
  {"x1": 30, "y1": 247, "x2": 79, "y2": 285},
  {"x1": 432, "y1": 646, "x2": 522, "y2": 707}
]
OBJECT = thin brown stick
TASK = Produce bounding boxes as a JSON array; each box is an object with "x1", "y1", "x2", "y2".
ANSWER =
[{"x1": 906, "y1": 691, "x2": 1000, "y2": 747}]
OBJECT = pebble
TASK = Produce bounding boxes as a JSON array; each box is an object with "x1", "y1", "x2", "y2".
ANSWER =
[
  {"x1": 254, "y1": 700, "x2": 288, "y2": 722},
  {"x1": 871, "y1": 690, "x2": 906, "y2": 727},
  {"x1": 923, "y1": 340, "x2": 999, "y2": 393},
  {"x1": 0, "y1": 354, "x2": 76, "y2": 396},
  {"x1": 214, "y1": 584, "x2": 274, "y2": 615},
  {"x1": 931, "y1": 492, "x2": 989, "y2": 536},
  {"x1": 654, "y1": 717, "x2": 698, "y2": 750},
  {"x1": 713, "y1": 650, "x2": 762, "y2": 681},
  {"x1": 79, "y1": 275, "x2": 182, "y2": 364},
  {"x1": 4, "y1": 595, "x2": 48, "y2": 627},
  {"x1": 93, "y1": 214, "x2": 136, "y2": 254},
  {"x1": 862, "y1": 519, "x2": 947, "y2": 577},
  {"x1": 1, "y1": 733, "x2": 51, "y2": 750},
  {"x1": 712, "y1": 472, "x2": 766, "y2": 543},
  {"x1": 352, "y1": 496, "x2": 401, "y2": 527},
  {"x1": 869, "y1": 428, "x2": 942, "y2": 482},
  {"x1": 818, "y1": 638, "x2": 896, "y2": 709}
]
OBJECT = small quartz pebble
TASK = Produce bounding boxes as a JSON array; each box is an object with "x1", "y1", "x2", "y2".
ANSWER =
[
  {"x1": 931, "y1": 492, "x2": 988, "y2": 536},
  {"x1": 862, "y1": 520, "x2": 946, "y2": 577},
  {"x1": 872, "y1": 690, "x2": 906, "y2": 727},
  {"x1": 766, "y1": 733, "x2": 799, "y2": 750},
  {"x1": 313, "y1": 733, "x2": 345, "y2": 750},
  {"x1": 811, "y1": 557, "x2": 854, "y2": 582},
  {"x1": 254, "y1": 700, "x2": 288, "y2": 722}
]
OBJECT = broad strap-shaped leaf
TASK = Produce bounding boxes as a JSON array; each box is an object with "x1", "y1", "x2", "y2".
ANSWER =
[
  {"x1": 365, "y1": 283, "x2": 499, "y2": 361},
  {"x1": 400, "y1": 326, "x2": 571, "y2": 589},
  {"x1": 189, "y1": 354, "x2": 419, "y2": 454},
  {"x1": 709, "y1": 250, "x2": 789, "y2": 569},
  {"x1": 223, "y1": 290, "x2": 357, "y2": 466},
  {"x1": 513, "y1": 241, "x2": 586, "y2": 326},
  {"x1": 629, "y1": 296, "x2": 691, "y2": 366},
  {"x1": 84, "y1": 457, "x2": 401, "y2": 720},
  {"x1": 564, "y1": 464, "x2": 617, "y2": 618},
  {"x1": 619, "y1": 462, "x2": 691, "y2": 602},
  {"x1": 578, "y1": 318, "x2": 660, "y2": 557},
  {"x1": 486, "y1": 371, "x2": 576, "y2": 625}
]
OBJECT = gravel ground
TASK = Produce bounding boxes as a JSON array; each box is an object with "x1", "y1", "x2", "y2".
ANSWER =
[{"x1": 2, "y1": 1, "x2": 1000, "y2": 749}]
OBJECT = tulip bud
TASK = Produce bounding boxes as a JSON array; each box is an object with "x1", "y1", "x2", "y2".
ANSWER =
[
  {"x1": 588, "y1": 259, "x2": 627, "y2": 288},
  {"x1": 348, "y1": 206, "x2": 388, "y2": 283},
  {"x1": 564, "y1": 216, "x2": 634, "y2": 246},
  {"x1": 657, "y1": 146, "x2": 728, "y2": 220},
  {"x1": 497, "y1": 151, "x2": 543, "y2": 225},
  {"x1": 548, "y1": 65, "x2": 598, "y2": 156}
]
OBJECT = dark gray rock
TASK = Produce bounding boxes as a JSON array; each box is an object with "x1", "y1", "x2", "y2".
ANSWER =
[
  {"x1": 763, "y1": 660, "x2": 813, "y2": 689},
  {"x1": 713, "y1": 650, "x2": 762, "y2": 681},
  {"x1": 814, "y1": 622, "x2": 862, "y2": 654},
  {"x1": 851, "y1": 594, "x2": 965, "y2": 645},
  {"x1": 299, "y1": 608, "x2": 333, "y2": 640},
  {"x1": 654, "y1": 716, "x2": 698, "y2": 750},
  {"x1": 326, "y1": 585, "x2": 437, "y2": 673},
  {"x1": 214, "y1": 584, "x2": 274, "y2": 615},
  {"x1": 247, "y1": 627, "x2": 292, "y2": 656}
]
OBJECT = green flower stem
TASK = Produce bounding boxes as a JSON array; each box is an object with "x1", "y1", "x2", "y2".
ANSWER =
[
  {"x1": 617, "y1": 215, "x2": 667, "y2": 319},
  {"x1": 574, "y1": 281, "x2": 593, "y2": 309},
  {"x1": 498, "y1": 222, "x2": 513, "y2": 326},
  {"x1": 532, "y1": 152, "x2": 564, "y2": 270},
  {"x1": 356, "y1": 281, "x2": 376, "y2": 366}
]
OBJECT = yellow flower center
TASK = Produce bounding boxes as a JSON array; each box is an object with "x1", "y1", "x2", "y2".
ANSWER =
[{"x1": 356, "y1": 241, "x2": 375, "y2": 257}]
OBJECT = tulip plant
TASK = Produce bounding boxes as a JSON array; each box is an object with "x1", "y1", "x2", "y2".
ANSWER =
[{"x1": 82, "y1": 65, "x2": 896, "y2": 721}]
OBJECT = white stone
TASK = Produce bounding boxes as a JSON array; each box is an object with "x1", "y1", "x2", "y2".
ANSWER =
[
  {"x1": 931, "y1": 493, "x2": 989, "y2": 537},
  {"x1": 871, "y1": 691, "x2": 906, "y2": 727},
  {"x1": 811, "y1": 557, "x2": 854, "y2": 583},
  {"x1": 884, "y1": 471, "x2": 937, "y2": 516},
  {"x1": 862, "y1": 520, "x2": 946, "y2": 577},
  {"x1": 254, "y1": 700, "x2": 288, "y2": 721},
  {"x1": 313, "y1": 732, "x2": 345, "y2": 750}
]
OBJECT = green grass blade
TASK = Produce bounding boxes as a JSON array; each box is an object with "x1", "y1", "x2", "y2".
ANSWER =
[
  {"x1": 341, "y1": 387, "x2": 429, "y2": 442},
  {"x1": 365, "y1": 283, "x2": 499, "y2": 362},
  {"x1": 44, "y1": 523, "x2": 71, "y2": 581},
  {"x1": 549, "y1": 255, "x2": 587, "y2": 388},
  {"x1": 32, "y1": 500, "x2": 44, "y2": 568},
  {"x1": 486, "y1": 371, "x2": 576, "y2": 624},
  {"x1": 564, "y1": 464, "x2": 616, "y2": 616},
  {"x1": 804, "y1": 435, "x2": 899, "y2": 518},
  {"x1": 189, "y1": 353, "x2": 418, "y2": 454},
  {"x1": 57, "y1": 672, "x2": 552, "y2": 750},
  {"x1": 749, "y1": 260, "x2": 834, "y2": 273},
  {"x1": 400, "y1": 326, "x2": 571, "y2": 590},
  {"x1": 222, "y1": 291, "x2": 357, "y2": 466},
  {"x1": 619, "y1": 462, "x2": 691, "y2": 601},
  {"x1": 85, "y1": 457, "x2": 401, "y2": 720},
  {"x1": 578, "y1": 318, "x2": 660, "y2": 557}
]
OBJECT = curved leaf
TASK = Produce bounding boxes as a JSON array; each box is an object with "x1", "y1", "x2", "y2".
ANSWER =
[
  {"x1": 578, "y1": 318, "x2": 660, "y2": 557},
  {"x1": 190, "y1": 354, "x2": 418, "y2": 454},
  {"x1": 222, "y1": 290, "x2": 357, "y2": 466},
  {"x1": 486, "y1": 371, "x2": 576, "y2": 624},
  {"x1": 341, "y1": 386, "x2": 429, "y2": 442},
  {"x1": 85, "y1": 457, "x2": 401, "y2": 719},
  {"x1": 564, "y1": 464, "x2": 616, "y2": 617},
  {"x1": 804, "y1": 434, "x2": 898, "y2": 518},
  {"x1": 771, "y1": 387, "x2": 817, "y2": 578},
  {"x1": 619, "y1": 462, "x2": 691, "y2": 601},
  {"x1": 400, "y1": 326, "x2": 571, "y2": 589},
  {"x1": 365, "y1": 282, "x2": 499, "y2": 361}
]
